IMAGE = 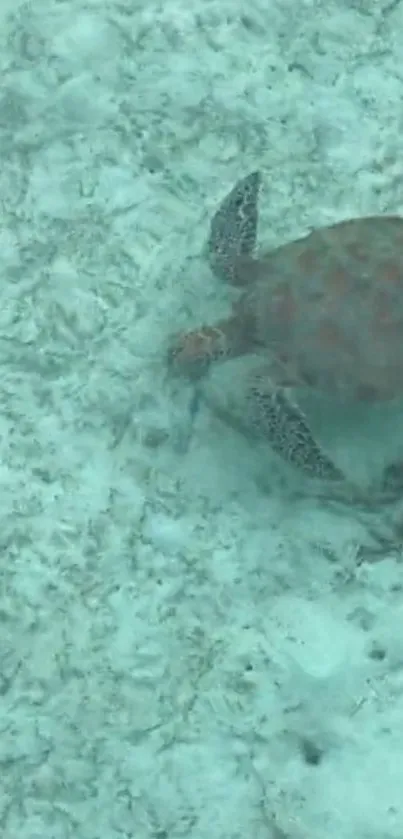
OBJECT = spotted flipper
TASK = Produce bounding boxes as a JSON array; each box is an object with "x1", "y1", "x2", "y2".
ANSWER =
[
  {"x1": 207, "y1": 171, "x2": 261, "y2": 285},
  {"x1": 247, "y1": 379, "x2": 344, "y2": 481}
]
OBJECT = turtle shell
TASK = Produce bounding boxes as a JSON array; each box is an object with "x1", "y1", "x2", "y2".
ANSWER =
[{"x1": 241, "y1": 215, "x2": 403, "y2": 402}]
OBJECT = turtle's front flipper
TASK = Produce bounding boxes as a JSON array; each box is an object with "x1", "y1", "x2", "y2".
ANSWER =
[
  {"x1": 248, "y1": 379, "x2": 344, "y2": 482},
  {"x1": 208, "y1": 171, "x2": 261, "y2": 285}
]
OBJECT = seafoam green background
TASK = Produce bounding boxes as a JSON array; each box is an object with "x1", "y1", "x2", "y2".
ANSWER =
[{"x1": 1, "y1": 2, "x2": 403, "y2": 837}]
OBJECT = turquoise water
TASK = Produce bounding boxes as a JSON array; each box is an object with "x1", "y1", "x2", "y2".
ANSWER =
[{"x1": 1, "y1": 1, "x2": 402, "y2": 837}]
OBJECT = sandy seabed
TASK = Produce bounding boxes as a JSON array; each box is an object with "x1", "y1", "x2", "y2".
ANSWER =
[{"x1": 0, "y1": 1, "x2": 403, "y2": 837}]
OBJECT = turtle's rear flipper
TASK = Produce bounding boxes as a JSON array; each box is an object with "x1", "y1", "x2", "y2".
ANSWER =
[
  {"x1": 248, "y1": 379, "x2": 344, "y2": 482},
  {"x1": 207, "y1": 171, "x2": 261, "y2": 285}
]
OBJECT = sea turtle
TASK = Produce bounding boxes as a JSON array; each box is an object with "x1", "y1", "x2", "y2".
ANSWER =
[{"x1": 168, "y1": 171, "x2": 403, "y2": 494}]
